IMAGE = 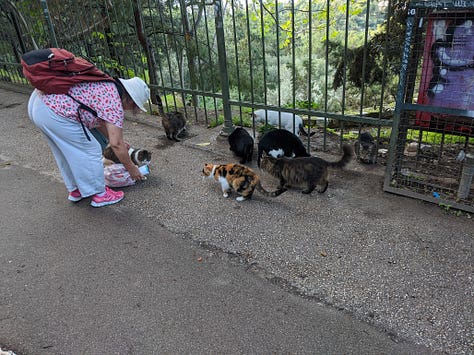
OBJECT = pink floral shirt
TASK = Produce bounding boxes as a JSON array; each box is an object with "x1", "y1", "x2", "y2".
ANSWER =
[{"x1": 41, "y1": 81, "x2": 124, "y2": 129}]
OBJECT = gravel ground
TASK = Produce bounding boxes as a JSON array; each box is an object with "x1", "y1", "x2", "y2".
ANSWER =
[{"x1": 1, "y1": 85, "x2": 473, "y2": 354}]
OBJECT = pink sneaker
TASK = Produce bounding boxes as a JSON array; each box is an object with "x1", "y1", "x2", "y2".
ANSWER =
[
  {"x1": 91, "y1": 186, "x2": 124, "y2": 207},
  {"x1": 68, "y1": 189, "x2": 82, "y2": 202}
]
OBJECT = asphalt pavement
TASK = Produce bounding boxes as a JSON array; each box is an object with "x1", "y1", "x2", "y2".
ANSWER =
[{"x1": 0, "y1": 83, "x2": 473, "y2": 354}]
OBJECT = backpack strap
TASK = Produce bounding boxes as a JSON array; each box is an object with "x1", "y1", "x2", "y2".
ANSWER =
[
  {"x1": 66, "y1": 94, "x2": 96, "y2": 141},
  {"x1": 112, "y1": 77, "x2": 125, "y2": 99}
]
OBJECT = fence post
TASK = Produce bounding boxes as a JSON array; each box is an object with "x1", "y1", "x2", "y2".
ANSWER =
[
  {"x1": 40, "y1": 0, "x2": 58, "y2": 47},
  {"x1": 214, "y1": 0, "x2": 233, "y2": 136}
]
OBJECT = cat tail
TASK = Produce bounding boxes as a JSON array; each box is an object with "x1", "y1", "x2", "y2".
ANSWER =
[
  {"x1": 326, "y1": 144, "x2": 354, "y2": 168},
  {"x1": 256, "y1": 181, "x2": 287, "y2": 197},
  {"x1": 155, "y1": 94, "x2": 166, "y2": 116}
]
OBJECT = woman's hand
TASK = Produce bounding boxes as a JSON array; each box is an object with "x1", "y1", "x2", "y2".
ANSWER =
[
  {"x1": 128, "y1": 164, "x2": 144, "y2": 181},
  {"x1": 105, "y1": 122, "x2": 144, "y2": 181}
]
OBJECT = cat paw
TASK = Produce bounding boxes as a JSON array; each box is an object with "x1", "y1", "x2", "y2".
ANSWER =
[
  {"x1": 236, "y1": 196, "x2": 247, "y2": 201},
  {"x1": 223, "y1": 193, "x2": 229, "y2": 198}
]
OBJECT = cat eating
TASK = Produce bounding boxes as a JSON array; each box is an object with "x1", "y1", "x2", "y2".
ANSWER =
[
  {"x1": 252, "y1": 109, "x2": 315, "y2": 136},
  {"x1": 228, "y1": 127, "x2": 254, "y2": 164},
  {"x1": 103, "y1": 144, "x2": 152, "y2": 167},
  {"x1": 202, "y1": 163, "x2": 286, "y2": 201},
  {"x1": 260, "y1": 144, "x2": 353, "y2": 194},
  {"x1": 257, "y1": 129, "x2": 310, "y2": 167}
]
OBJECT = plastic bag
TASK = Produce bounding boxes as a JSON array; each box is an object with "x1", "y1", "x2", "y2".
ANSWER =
[{"x1": 104, "y1": 163, "x2": 136, "y2": 187}]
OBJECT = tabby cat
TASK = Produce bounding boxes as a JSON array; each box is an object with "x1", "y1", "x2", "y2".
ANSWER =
[
  {"x1": 162, "y1": 111, "x2": 186, "y2": 141},
  {"x1": 260, "y1": 144, "x2": 353, "y2": 194},
  {"x1": 202, "y1": 163, "x2": 286, "y2": 201},
  {"x1": 228, "y1": 127, "x2": 254, "y2": 164},
  {"x1": 103, "y1": 145, "x2": 152, "y2": 166},
  {"x1": 157, "y1": 94, "x2": 186, "y2": 141},
  {"x1": 257, "y1": 129, "x2": 310, "y2": 167},
  {"x1": 354, "y1": 132, "x2": 377, "y2": 164}
]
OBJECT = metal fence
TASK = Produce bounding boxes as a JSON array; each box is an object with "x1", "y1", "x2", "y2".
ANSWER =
[
  {"x1": 0, "y1": 0, "x2": 396, "y2": 139},
  {"x1": 6, "y1": 0, "x2": 473, "y2": 211}
]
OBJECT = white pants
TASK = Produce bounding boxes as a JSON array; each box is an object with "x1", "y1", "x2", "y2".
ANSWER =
[{"x1": 28, "y1": 90, "x2": 105, "y2": 197}]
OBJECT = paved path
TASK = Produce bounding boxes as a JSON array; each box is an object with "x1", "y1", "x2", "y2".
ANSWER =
[{"x1": 1, "y1": 84, "x2": 473, "y2": 354}]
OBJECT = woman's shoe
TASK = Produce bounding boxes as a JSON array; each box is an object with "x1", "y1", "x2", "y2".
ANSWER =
[
  {"x1": 90, "y1": 186, "x2": 124, "y2": 207},
  {"x1": 68, "y1": 188, "x2": 82, "y2": 202}
]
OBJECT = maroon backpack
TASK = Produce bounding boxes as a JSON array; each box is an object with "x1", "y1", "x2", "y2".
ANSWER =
[
  {"x1": 21, "y1": 48, "x2": 113, "y2": 94},
  {"x1": 21, "y1": 48, "x2": 116, "y2": 142}
]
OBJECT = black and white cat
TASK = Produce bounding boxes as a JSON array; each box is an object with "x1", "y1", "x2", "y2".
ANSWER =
[
  {"x1": 257, "y1": 129, "x2": 310, "y2": 167},
  {"x1": 103, "y1": 145, "x2": 152, "y2": 166},
  {"x1": 252, "y1": 109, "x2": 315, "y2": 136},
  {"x1": 228, "y1": 127, "x2": 254, "y2": 164}
]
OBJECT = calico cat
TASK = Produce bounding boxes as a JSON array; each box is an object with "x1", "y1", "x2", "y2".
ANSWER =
[
  {"x1": 202, "y1": 163, "x2": 286, "y2": 201},
  {"x1": 260, "y1": 144, "x2": 353, "y2": 194},
  {"x1": 354, "y1": 132, "x2": 377, "y2": 164},
  {"x1": 157, "y1": 95, "x2": 186, "y2": 142},
  {"x1": 103, "y1": 145, "x2": 152, "y2": 166},
  {"x1": 252, "y1": 109, "x2": 315, "y2": 136},
  {"x1": 228, "y1": 127, "x2": 254, "y2": 164},
  {"x1": 257, "y1": 129, "x2": 310, "y2": 167}
]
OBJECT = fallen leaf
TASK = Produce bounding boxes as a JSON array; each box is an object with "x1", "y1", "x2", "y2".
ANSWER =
[{"x1": 320, "y1": 251, "x2": 327, "y2": 257}]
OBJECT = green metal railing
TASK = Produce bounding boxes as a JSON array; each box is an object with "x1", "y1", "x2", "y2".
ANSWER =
[{"x1": 0, "y1": 0, "x2": 397, "y2": 146}]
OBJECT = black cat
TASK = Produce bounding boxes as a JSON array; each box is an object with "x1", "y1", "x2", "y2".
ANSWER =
[
  {"x1": 228, "y1": 127, "x2": 254, "y2": 164},
  {"x1": 257, "y1": 129, "x2": 310, "y2": 167}
]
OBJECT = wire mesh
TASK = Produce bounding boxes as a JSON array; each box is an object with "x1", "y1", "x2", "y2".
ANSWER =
[{"x1": 385, "y1": 2, "x2": 474, "y2": 212}]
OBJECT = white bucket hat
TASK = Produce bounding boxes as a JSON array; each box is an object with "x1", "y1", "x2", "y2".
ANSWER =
[{"x1": 118, "y1": 77, "x2": 150, "y2": 112}]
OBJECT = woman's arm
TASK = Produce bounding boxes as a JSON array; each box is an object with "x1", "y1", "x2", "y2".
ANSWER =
[{"x1": 105, "y1": 121, "x2": 144, "y2": 181}]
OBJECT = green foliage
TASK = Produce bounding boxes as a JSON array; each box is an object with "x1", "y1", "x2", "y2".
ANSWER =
[
  {"x1": 257, "y1": 123, "x2": 276, "y2": 136},
  {"x1": 436, "y1": 200, "x2": 472, "y2": 217},
  {"x1": 4, "y1": 0, "x2": 400, "y2": 119},
  {"x1": 208, "y1": 114, "x2": 253, "y2": 129},
  {"x1": 328, "y1": 126, "x2": 474, "y2": 145}
]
